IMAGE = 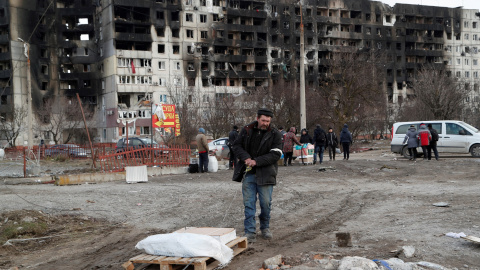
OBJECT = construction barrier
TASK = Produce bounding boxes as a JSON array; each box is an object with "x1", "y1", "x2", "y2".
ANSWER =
[{"x1": 98, "y1": 144, "x2": 190, "y2": 173}]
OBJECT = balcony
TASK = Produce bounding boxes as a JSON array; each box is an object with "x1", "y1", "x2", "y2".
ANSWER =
[{"x1": 115, "y1": 32, "x2": 152, "y2": 42}]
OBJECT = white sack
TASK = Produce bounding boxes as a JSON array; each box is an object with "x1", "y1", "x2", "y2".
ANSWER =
[
  {"x1": 208, "y1": 155, "x2": 218, "y2": 172},
  {"x1": 135, "y1": 233, "x2": 233, "y2": 265}
]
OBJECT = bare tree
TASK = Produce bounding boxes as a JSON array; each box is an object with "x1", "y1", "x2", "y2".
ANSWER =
[
  {"x1": 310, "y1": 48, "x2": 387, "y2": 137},
  {"x1": 407, "y1": 63, "x2": 468, "y2": 120},
  {"x1": 36, "y1": 97, "x2": 85, "y2": 144},
  {"x1": 164, "y1": 79, "x2": 204, "y2": 145},
  {"x1": 0, "y1": 107, "x2": 28, "y2": 147}
]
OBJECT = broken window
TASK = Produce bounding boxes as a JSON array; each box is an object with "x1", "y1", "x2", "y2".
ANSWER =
[
  {"x1": 172, "y1": 29, "x2": 179, "y2": 38},
  {"x1": 366, "y1": 27, "x2": 371, "y2": 35},
  {"x1": 271, "y1": 20, "x2": 277, "y2": 28},
  {"x1": 201, "y1": 62, "x2": 208, "y2": 71},
  {"x1": 158, "y1": 44, "x2": 165, "y2": 53},
  {"x1": 201, "y1": 31, "x2": 208, "y2": 39},
  {"x1": 171, "y1": 11, "x2": 179, "y2": 21},
  {"x1": 156, "y1": 28, "x2": 164, "y2": 36},
  {"x1": 157, "y1": 11, "x2": 164, "y2": 20},
  {"x1": 173, "y1": 45, "x2": 180, "y2": 54},
  {"x1": 186, "y1": 13, "x2": 193, "y2": 22},
  {"x1": 283, "y1": 22, "x2": 289, "y2": 29},
  {"x1": 271, "y1": 35, "x2": 278, "y2": 43},
  {"x1": 186, "y1": 29, "x2": 194, "y2": 38},
  {"x1": 200, "y1": 14, "x2": 207, "y2": 23},
  {"x1": 284, "y1": 36, "x2": 290, "y2": 44}
]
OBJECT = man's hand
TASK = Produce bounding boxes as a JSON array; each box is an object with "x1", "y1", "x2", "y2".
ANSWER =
[{"x1": 245, "y1": 158, "x2": 257, "y2": 167}]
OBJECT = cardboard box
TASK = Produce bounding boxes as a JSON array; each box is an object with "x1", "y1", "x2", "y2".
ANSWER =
[{"x1": 173, "y1": 227, "x2": 237, "y2": 245}]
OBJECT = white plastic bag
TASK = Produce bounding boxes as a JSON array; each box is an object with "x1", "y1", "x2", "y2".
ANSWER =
[
  {"x1": 336, "y1": 147, "x2": 341, "y2": 154},
  {"x1": 135, "y1": 233, "x2": 233, "y2": 265},
  {"x1": 208, "y1": 155, "x2": 218, "y2": 172}
]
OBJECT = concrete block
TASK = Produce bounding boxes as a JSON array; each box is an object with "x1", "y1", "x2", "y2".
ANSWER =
[
  {"x1": 338, "y1": 256, "x2": 379, "y2": 270},
  {"x1": 262, "y1": 254, "x2": 282, "y2": 269}
]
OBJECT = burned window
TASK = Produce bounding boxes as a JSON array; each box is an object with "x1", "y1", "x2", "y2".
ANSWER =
[
  {"x1": 271, "y1": 20, "x2": 277, "y2": 28},
  {"x1": 201, "y1": 31, "x2": 208, "y2": 39},
  {"x1": 41, "y1": 82, "x2": 48, "y2": 90},
  {"x1": 157, "y1": 11, "x2": 164, "y2": 20},
  {"x1": 185, "y1": 13, "x2": 193, "y2": 22},
  {"x1": 186, "y1": 29, "x2": 194, "y2": 38},
  {"x1": 172, "y1": 29, "x2": 179, "y2": 38},
  {"x1": 1, "y1": 95, "x2": 7, "y2": 105},
  {"x1": 158, "y1": 44, "x2": 165, "y2": 53},
  {"x1": 283, "y1": 21, "x2": 289, "y2": 29},
  {"x1": 156, "y1": 28, "x2": 164, "y2": 37},
  {"x1": 171, "y1": 11, "x2": 179, "y2": 21},
  {"x1": 271, "y1": 35, "x2": 278, "y2": 43},
  {"x1": 172, "y1": 45, "x2": 180, "y2": 54},
  {"x1": 187, "y1": 62, "x2": 194, "y2": 71}
]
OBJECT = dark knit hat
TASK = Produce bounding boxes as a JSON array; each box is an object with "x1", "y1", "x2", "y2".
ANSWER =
[
  {"x1": 233, "y1": 125, "x2": 238, "y2": 130},
  {"x1": 257, "y1": 108, "x2": 273, "y2": 117}
]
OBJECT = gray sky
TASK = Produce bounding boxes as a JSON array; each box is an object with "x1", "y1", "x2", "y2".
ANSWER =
[{"x1": 380, "y1": 0, "x2": 480, "y2": 10}]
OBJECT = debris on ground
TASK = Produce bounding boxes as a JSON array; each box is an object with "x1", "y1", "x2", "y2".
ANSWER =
[
  {"x1": 432, "y1": 202, "x2": 450, "y2": 207},
  {"x1": 445, "y1": 232, "x2": 466, "y2": 239},
  {"x1": 318, "y1": 166, "x2": 336, "y2": 172}
]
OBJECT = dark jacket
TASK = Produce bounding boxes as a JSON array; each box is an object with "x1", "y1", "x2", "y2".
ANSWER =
[
  {"x1": 300, "y1": 129, "x2": 313, "y2": 144},
  {"x1": 327, "y1": 132, "x2": 338, "y2": 147},
  {"x1": 339, "y1": 124, "x2": 353, "y2": 144},
  {"x1": 232, "y1": 121, "x2": 283, "y2": 185},
  {"x1": 313, "y1": 127, "x2": 327, "y2": 147},
  {"x1": 403, "y1": 127, "x2": 419, "y2": 148},
  {"x1": 228, "y1": 129, "x2": 238, "y2": 146}
]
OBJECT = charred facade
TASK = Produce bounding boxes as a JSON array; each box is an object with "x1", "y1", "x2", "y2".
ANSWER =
[{"x1": 0, "y1": 0, "x2": 479, "y2": 144}]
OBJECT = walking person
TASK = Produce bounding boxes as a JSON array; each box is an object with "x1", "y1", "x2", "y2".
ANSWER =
[
  {"x1": 283, "y1": 127, "x2": 302, "y2": 166},
  {"x1": 196, "y1": 128, "x2": 209, "y2": 173},
  {"x1": 340, "y1": 124, "x2": 353, "y2": 160},
  {"x1": 403, "y1": 125, "x2": 419, "y2": 160},
  {"x1": 228, "y1": 125, "x2": 239, "y2": 169},
  {"x1": 299, "y1": 128, "x2": 313, "y2": 144},
  {"x1": 417, "y1": 123, "x2": 432, "y2": 160},
  {"x1": 313, "y1": 124, "x2": 327, "y2": 164},
  {"x1": 427, "y1": 124, "x2": 439, "y2": 160},
  {"x1": 232, "y1": 108, "x2": 283, "y2": 243},
  {"x1": 326, "y1": 127, "x2": 338, "y2": 161}
]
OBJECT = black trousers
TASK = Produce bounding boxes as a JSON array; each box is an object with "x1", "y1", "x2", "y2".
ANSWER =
[
  {"x1": 427, "y1": 142, "x2": 439, "y2": 160},
  {"x1": 228, "y1": 145, "x2": 235, "y2": 168},
  {"x1": 408, "y1": 147, "x2": 418, "y2": 159},
  {"x1": 328, "y1": 145, "x2": 336, "y2": 160},
  {"x1": 342, "y1": 143, "x2": 350, "y2": 159},
  {"x1": 284, "y1": 152, "x2": 293, "y2": 165}
]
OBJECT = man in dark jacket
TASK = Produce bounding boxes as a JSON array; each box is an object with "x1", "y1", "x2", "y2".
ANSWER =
[
  {"x1": 232, "y1": 108, "x2": 283, "y2": 243},
  {"x1": 300, "y1": 128, "x2": 313, "y2": 144},
  {"x1": 340, "y1": 124, "x2": 353, "y2": 160},
  {"x1": 228, "y1": 125, "x2": 239, "y2": 169},
  {"x1": 326, "y1": 127, "x2": 338, "y2": 161},
  {"x1": 313, "y1": 124, "x2": 327, "y2": 164},
  {"x1": 427, "y1": 124, "x2": 439, "y2": 160}
]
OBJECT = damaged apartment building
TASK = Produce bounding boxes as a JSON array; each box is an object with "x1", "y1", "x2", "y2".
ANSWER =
[{"x1": 0, "y1": 0, "x2": 479, "y2": 144}]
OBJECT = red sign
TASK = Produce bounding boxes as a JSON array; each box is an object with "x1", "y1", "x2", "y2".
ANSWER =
[{"x1": 152, "y1": 104, "x2": 176, "y2": 128}]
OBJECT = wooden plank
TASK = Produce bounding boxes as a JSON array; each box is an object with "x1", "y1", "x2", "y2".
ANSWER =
[
  {"x1": 130, "y1": 254, "x2": 150, "y2": 261},
  {"x1": 121, "y1": 261, "x2": 134, "y2": 270},
  {"x1": 160, "y1": 256, "x2": 182, "y2": 264},
  {"x1": 194, "y1": 261, "x2": 207, "y2": 270}
]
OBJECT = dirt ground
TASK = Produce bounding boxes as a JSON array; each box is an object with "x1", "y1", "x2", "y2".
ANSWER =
[{"x1": 1, "y1": 140, "x2": 480, "y2": 270}]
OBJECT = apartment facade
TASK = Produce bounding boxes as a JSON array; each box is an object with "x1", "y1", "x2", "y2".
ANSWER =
[{"x1": 0, "y1": 0, "x2": 479, "y2": 145}]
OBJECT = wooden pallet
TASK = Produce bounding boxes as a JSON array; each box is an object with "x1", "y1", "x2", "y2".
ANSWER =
[{"x1": 122, "y1": 236, "x2": 247, "y2": 270}]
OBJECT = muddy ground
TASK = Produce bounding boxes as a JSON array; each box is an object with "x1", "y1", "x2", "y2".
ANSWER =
[{"x1": 1, "y1": 141, "x2": 480, "y2": 270}]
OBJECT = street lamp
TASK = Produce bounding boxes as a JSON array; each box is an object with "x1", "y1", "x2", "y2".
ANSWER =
[{"x1": 18, "y1": 38, "x2": 33, "y2": 150}]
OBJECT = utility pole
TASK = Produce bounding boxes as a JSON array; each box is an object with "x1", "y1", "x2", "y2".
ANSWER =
[
  {"x1": 18, "y1": 38, "x2": 33, "y2": 150},
  {"x1": 299, "y1": 2, "x2": 306, "y2": 130}
]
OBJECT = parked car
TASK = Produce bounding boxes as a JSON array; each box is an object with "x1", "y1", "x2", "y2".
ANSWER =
[
  {"x1": 116, "y1": 137, "x2": 168, "y2": 158},
  {"x1": 207, "y1": 137, "x2": 230, "y2": 159},
  {"x1": 45, "y1": 144, "x2": 90, "y2": 157},
  {"x1": 391, "y1": 120, "x2": 480, "y2": 157}
]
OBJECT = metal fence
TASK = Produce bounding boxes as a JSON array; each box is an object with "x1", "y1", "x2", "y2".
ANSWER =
[
  {"x1": 1, "y1": 143, "x2": 192, "y2": 176},
  {"x1": 97, "y1": 145, "x2": 191, "y2": 173}
]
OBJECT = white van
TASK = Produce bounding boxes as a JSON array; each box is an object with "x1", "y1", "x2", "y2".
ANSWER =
[{"x1": 391, "y1": 120, "x2": 480, "y2": 157}]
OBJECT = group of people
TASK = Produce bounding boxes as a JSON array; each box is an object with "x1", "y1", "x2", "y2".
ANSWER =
[
  {"x1": 278, "y1": 124, "x2": 353, "y2": 165},
  {"x1": 403, "y1": 123, "x2": 439, "y2": 161}
]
